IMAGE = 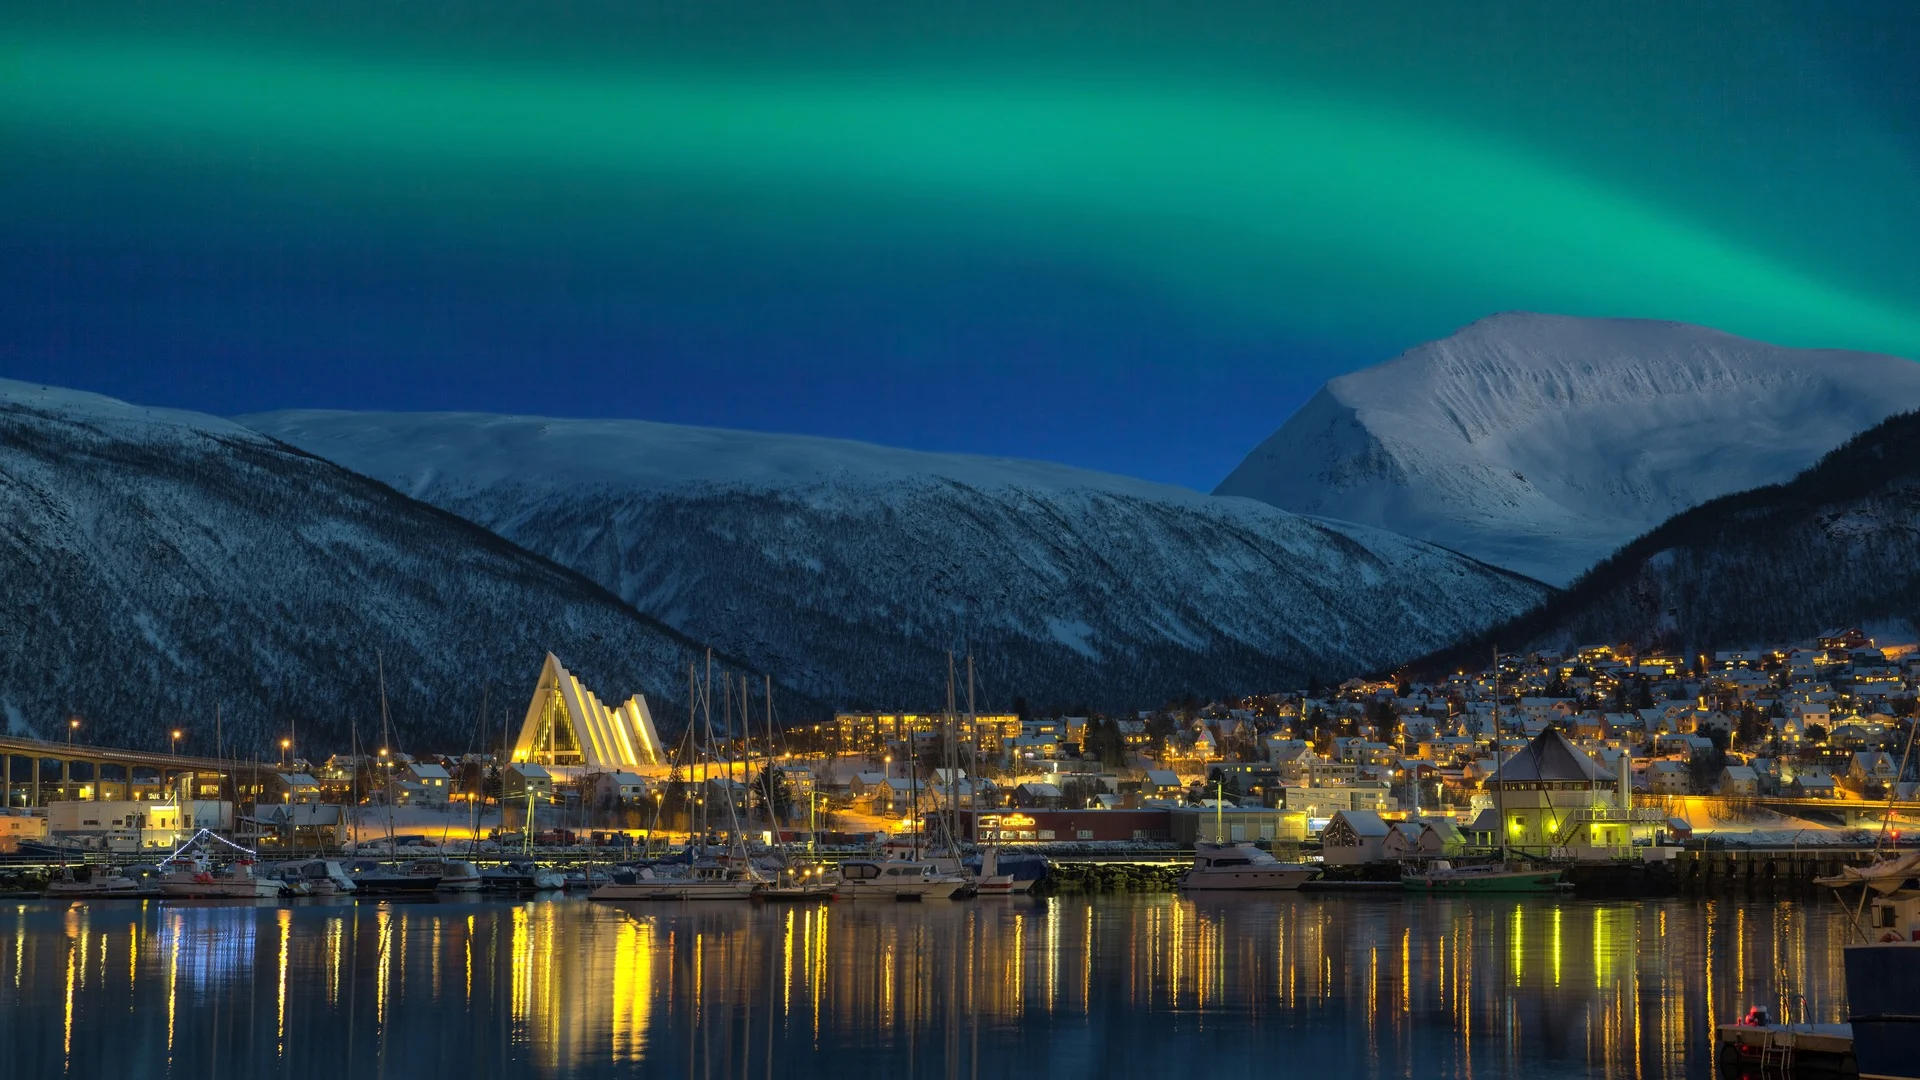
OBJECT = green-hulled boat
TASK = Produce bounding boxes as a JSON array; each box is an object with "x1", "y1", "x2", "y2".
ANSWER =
[{"x1": 1401, "y1": 860, "x2": 1568, "y2": 893}]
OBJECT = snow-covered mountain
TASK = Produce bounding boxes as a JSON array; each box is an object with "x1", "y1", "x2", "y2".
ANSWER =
[
  {"x1": 1415, "y1": 407, "x2": 1920, "y2": 668},
  {"x1": 1214, "y1": 313, "x2": 1920, "y2": 585},
  {"x1": 244, "y1": 411, "x2": 1548, "y2": 709},
  {"x1": 0, "y1": 380, "x2": 730, "y2": 752}
]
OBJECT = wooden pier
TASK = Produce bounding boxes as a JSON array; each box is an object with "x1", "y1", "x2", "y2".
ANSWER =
[{"x1": 1676, "y1": 848, "x2": 1886, "y2": 897}]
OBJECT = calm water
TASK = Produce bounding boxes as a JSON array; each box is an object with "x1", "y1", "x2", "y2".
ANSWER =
[{"x1": 0, "y1": 892, "x2": 1856, "y2": 1079}]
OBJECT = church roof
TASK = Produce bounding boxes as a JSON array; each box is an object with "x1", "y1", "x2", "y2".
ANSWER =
[{"x1": 1488, "y1": 728, "x2": 1615, "y2": 785}]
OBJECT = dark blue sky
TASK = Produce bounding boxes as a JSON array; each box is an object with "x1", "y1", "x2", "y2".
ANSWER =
[{"x1": 5, "y1": 1, "x2": 1918, "y2": 489}]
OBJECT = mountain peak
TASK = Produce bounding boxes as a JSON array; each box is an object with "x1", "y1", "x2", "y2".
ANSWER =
[{"x1": 1217, "y1": 315, "x2": 1920, "y2": 585}]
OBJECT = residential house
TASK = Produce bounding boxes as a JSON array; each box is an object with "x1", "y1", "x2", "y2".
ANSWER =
[
  {"x1": 264, "y1": 773, "x2": 322, "y2": 805},
  {"x1": 1320, "y1": 810, "x2": 1390, "y2": 865},
  {"x1": 1718, "y1": 765, "x2": 1759, "y2": 797},
  {"x1": 1648, "y1": 760, "x2": 1691, "y2": 795},
  {"x1": 590, "y1": 771, "x2": 650, "y2": 807},
  {"x1": 1012, "y1": 782, "x2": 1065, "y2": 810},
  {"x1": 405, "y1": 762, "x2": 452, "y2": 805},
  {"x1": 1849, "y1": 752, "x2": 1898, "y2": 788}
]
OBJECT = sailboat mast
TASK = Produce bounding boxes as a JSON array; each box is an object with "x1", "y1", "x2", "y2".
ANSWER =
[
  {"x1": 377, "y1": 651, "x2": 398, "y2": 856},
  {"x1": 946, "y1": 652, "x2": 960, "y2": 857},
  {"x1": 965, "y1": 654, "x2": 977, "y2": 846},
  {"x1": 1492, "y1": 645, "x2": 1507, "y2": 863}
]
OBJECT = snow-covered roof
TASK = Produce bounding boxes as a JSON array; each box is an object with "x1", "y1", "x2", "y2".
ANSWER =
[
  {"x1": 1489, "y1": 729, "x2": 1615, "y2": 785},
  {"x1": 1330, "y1": 810, "x2": 1389, "y2": 837}
]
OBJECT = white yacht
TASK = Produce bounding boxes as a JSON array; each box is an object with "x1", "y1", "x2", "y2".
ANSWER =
[
  {"x1": 1177, "y1": 841, "x2": 1318, "y2": 891},
  {"x1": 836, "y1": 859, "x2": 968, "y2": 900},
  {"x1": 589, "y1": 861, "x2": 762, "y2": 901}
]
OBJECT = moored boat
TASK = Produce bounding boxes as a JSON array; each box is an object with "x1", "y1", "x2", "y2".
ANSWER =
[
  {"x1": 482, "y1": 859, "x2": 565, "y2": 892},
  {"x1": 1179, "y1": 841, "x2": 1319, "y2": 891},
  {"x1": 158, "y1": 856, "x2": 282, "y2": 899},
  {"x1": 591, "y1": 861, "x2": 762, "y2": 901},
  {"x1": 1824, "y1": 852, "x2": 1920, "y2": 1080},
  {"x1": 44, "y1": 865, "x2": 150, "y2": 899},
  {"x1": 836, "y1": 859, "x2": 966, "y2": 900},
  {"x1": 347, "y1": 859, "x2": 440, "y2": 898},
  {"x1": 1401, "y1": 859, "x2": 1567, "y2": 893},
  {"x1": 267, "y1": 859, "x2": 357, "y2": 896},
  {"x1": 411, "y1": 858, "x2": 483, "y2": 893}
]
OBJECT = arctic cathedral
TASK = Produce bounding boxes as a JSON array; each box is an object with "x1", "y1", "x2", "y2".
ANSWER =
[{"x1": 510, "y1": 653, "x2": 667, "y2": 777}]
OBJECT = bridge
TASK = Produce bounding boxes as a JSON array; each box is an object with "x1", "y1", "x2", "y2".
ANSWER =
[{"x1": 0, "y1": 734, "x2": 278, "y2": 807}]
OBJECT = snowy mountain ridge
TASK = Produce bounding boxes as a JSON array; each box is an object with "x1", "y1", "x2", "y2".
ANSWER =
[
  {"x1": 245, "y1": 409, "x2": 1548, "y2": 709},
  {"x1": 0, "y1": 378, "x2": 732, "y2": 750},
  {"x1": 1214, "y1": 313, "x2": 1920, "y2": 585}
]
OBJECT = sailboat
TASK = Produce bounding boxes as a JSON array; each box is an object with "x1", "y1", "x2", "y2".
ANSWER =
[
  {"x1": 745, "y1": 673, "x2": 838, "y2": 901},
  {"x1": 593, "y1": 656, "x2": 766, "y2": 902},
  {"x1": 1403, "y1": 647, "x2": 1566, "y2": 894},
  {"x1": 350, "y1": 656, "x2": 441, "y2": 898}
]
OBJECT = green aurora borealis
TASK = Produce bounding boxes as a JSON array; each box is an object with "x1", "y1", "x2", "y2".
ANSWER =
[{"x1": 6, "y1": 2, "x2": 1918, "y2": 484}]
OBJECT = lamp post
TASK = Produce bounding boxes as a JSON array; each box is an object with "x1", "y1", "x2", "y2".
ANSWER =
[
  {"x1": 68, "y1": 718, "x2": 78, "y2": 751},
  {"x1": 280, "y1": 738, "x2": 291, "y2": 768},
  {"x1": 170, "y1": 729, "x2": 182, "y2": 755}
]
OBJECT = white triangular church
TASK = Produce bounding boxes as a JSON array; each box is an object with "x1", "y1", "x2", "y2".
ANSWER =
[{"x1": 511, "y1": 654, "x2": 666, "y2": 775}]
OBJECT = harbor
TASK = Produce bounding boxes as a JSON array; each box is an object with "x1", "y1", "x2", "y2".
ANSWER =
[{"x1": 0, "y1": 890, "x2": 1869, "y2": 1080}]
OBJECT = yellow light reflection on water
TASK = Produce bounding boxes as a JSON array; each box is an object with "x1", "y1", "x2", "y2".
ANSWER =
[
  {"x1": 1511, "y1": 904, "x2": 1524, "y2": 985},
  {"x1": 608, "y1": 915, "x2": 653, "y2": 1063},
  {"x1": 276, "y1": 907, "x2": 291, "y2": 1058},
  {"x1": 1552, "y1": 905, "x2": 1562, "y2": 987}
]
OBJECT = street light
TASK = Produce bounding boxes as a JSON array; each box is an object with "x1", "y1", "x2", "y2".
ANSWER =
[
  {"x1": 68, "y1": 718, "x2": 78, "y2": 751},
  {"x1": 280, "y1": 738, "x2": 291, "y2": 767},
  {"x1": 170, "y1": 729, "x2": 182, "y2": 754}
]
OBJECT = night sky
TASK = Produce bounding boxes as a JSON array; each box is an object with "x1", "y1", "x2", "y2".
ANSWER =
[{"x1": 5, "y1": 2, "x2": 1918, "y2": 488}]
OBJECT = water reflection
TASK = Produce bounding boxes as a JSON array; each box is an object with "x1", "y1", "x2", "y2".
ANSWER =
[{"x1": 0, "y1": 894, "x2": 1855, "y2": 1079}]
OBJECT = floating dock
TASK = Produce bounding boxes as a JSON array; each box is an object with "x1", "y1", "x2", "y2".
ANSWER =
[{"x1": 1714, "y1": 1022, "x2": 1855, "y2": 1079}]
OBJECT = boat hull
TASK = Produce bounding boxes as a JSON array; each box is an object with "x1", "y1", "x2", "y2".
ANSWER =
[
  {"x1": 160, "y1": 881, "x2": 281, "y2": 899},
  {"x1": 352, "y1": 876, "x2": 441, "y2": 898},
  {"x1": 1402, "y1": 870, "x2": 1566, "y2": 893},
  {"x1": 590, "y1": 880, "x2": 759, "y2": 901},
  {"x1": 45, "y1": 883, "x2": 148, "y2": 899},
  {"x1": 837, "y1": 880, "x2": 967, "y2": 900},
  {"x1": 755, "y1": 885, "x2": 838, "y2": 901},
  {"x1": 1180, "y1": 867, "x2": 1317, "y2": 891},
  {"x1": 1846, "y1": 942, "x2": 1920, "y2": 1080}
]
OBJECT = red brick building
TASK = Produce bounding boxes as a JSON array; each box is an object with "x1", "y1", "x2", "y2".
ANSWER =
[{"x1": 966, "y1": 808, "x2": 1170, "y2": 843}]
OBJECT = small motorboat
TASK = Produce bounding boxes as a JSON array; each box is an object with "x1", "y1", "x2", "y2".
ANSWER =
[
  {"x1": 591, "y1": 860, "x2": 763, "y2": 901},
  {"x1": 835, "y1": 859, "x2": 967, "y2": 900},
  {"x1": 969, "y1": 846, "x2": 1017, "y2": 896},
  {"x1": 410, "y1": 858, "x2": 483, "y2": 893},
  {"x1": 482, "y1": 860, "x2": 566, "y2": 893},
  {"x1": 266, "y1": 860, "x2": 358, "y2": 896},
  {"x1": 44, "y1": 865, "x2": 150, "y2": 899},
  {"x1": 755, "y1": 864, "x2": 839, "y2": 901},
  {"x1": 563, "y1": 867, "x2": 612, "y2": 891},
  {"x1": 346, "y1": 859, "x2": 440, "y2": 898}
]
